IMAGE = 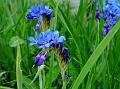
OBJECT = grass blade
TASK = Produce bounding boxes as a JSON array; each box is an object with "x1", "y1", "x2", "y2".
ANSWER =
[
  {"x1": 46, "y1": 51, "x2": 54, "y2": 89},
  {"x1": 72, "y1": 20, "x2": 120, "y2": 89},
  {"x1": 0, "y1": 86, "x2": 13, "y2": 89}
]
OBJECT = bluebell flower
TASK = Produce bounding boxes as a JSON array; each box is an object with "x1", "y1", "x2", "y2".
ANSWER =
[
  {"x1": 38, "y1": 4, "x2": 52, "y2": 18},
  {"x1": 28, "y1": 29, "x2": 66, "y2": 50},
  {"x1": 26, "y1": 4, "x2": 52, "y2": 21},
  {"x1": 51, "y1": 30, "x2": 65, "y2": 47},
  {"x1": 37, "y1": 29, "x2": 53, "y2": 49},
  {"x1": 28, "y1": 32, "x2": 39, "y2": 46},
  {"x1": 26, "y1": 4, "x2": 42, "y2": 19},
  {"x1": 34, "y1": 51, "x2": 47, "y2": 66},
  {"x1": 98, "y1": 1, "x2": 120, "y2": 36},
  {"x1": 28, "y1": 29, "x2": 53, "y2": 49}
]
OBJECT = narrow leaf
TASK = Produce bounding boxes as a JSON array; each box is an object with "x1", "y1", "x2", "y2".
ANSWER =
[{"x1": 72, "y1": 20, "x2": 120, "y2": 89}]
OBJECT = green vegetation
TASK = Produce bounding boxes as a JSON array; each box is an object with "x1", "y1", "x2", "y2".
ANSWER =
[{"x1": 0, "y1": 0, "x2": 120, "y2": 89}]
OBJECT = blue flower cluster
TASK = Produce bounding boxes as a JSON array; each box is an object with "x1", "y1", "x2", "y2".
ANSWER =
[
  {"x1": 28, "y1": 29, "x2": 65, "y2": 49},
  {"x1": 26, "y1": 4, "x2": 52, "y2": 22},
  {"x1": 96, "y1": 1, "x2": 120, "y2": 36},
  {"x1": 27, "y1": 4, "x2": 70, "y2": 66}
]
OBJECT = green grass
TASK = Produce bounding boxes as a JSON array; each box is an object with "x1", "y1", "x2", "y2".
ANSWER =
[{"x1": 0, "y1": 0, "x2": 120, "y2": 89}]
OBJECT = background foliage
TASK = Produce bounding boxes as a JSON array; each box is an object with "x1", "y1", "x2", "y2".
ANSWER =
[{"x1": 0, "y1": 0, "x2": 120, "y2": 89}]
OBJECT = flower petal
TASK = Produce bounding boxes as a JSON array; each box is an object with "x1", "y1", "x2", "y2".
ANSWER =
[
  {"x1": 29, "y1": 42, "x2": 37, "y2": 46},
  {"x1": 28, "y1": 37, "x2": 35, "y2": 42},
  {"x1": 38, "y1": 45, "x2": 45, "y2": 49},
  {"x1": 53, "y1": 30, "x2": 59, "y2": 39},
  {"x1": 45, "y1": 43, "x2": 50, "y2": 48},
  {"x1": 58, "y1": 36, "x2": 66, "y2": 43}
]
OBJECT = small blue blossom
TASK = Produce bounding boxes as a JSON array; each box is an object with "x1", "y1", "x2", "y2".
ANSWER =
[
  {"x1": 26, "y1": 4, "x2": 42, "y2": 19},
  {"x1": 51, "y1": 30, "x2": 65, "y2": 47},
  {"x1": 26, "y1": 4, "x2": 52, "y2": 22},
  {"x1": 28, "y1": 32, "x2": 39, "y2": 46},
  {"x1": 37, "y1": 29, "x2": 53, "y2": 49}
]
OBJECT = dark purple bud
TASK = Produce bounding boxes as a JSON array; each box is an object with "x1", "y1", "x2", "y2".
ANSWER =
[
  {"x1": 37, "y1": 55, "x2": 45, "y2": 66},
  {"x1": 96, "y1": 6, "x2": 100, "y2": 21},
  {"x1": 35, "y1": 23, "x2": 40, "y2": 31},
  {"x1": 61, "y1": 47, "x2": 70, "y2": 63},
  {"x1": 96, "y1": 11, "x2": 100, "y2": 20},
  {"x1": 34, "y1": 51, "x2": 47, "y2": 66},
  {"x1": 34, "y1": 54, "x2": 41, "y2": 65}
]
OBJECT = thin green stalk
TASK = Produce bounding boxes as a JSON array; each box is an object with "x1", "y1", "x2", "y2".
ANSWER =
[
  {"x1": 62, "y1": 80, "x2": 66, "y2": 89},
  {"x1": 43, "y1": 68, "x2": 45, "y2": 89},
  {"x1": 62, "y1": 70, "x2": 66, "y2": 89},
  {"x1": 97, "y1": 21, "x2": 100, "y2": 45},
  {"x1": 55, "y1": 50, "x2": 67, "y2": 89},
  {"x1": 39, "y1": 67, "x2": 42, "y2": 89},
  {"x1": 16, "y1": 45, "x2": 22, "y2": 89},
  {"x1": 95, "y1": 21, "x2": 100, "y2": 47},
  {"x1": 42, "y1": 18, "x2": 47, "y2": 32},
  {"x1": 30, "y1": 65, "x2": 44, "y2": 89}
]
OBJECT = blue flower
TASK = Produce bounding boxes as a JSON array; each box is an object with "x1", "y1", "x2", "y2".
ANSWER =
[
  {"x1": 98, "y1": 1, "x2": 120, "y2": 36},
  {"x1": 26, "y1": 4, "x2": 52, "y2": 21},
  {"x1": 28, "y1": 29, "x2": 53, "y2": 49},
  {"x1": 28, "y1": 29, "x2": 66, "y2": 49},
  {"x1": 34, "y1": 51, "x2": 47, "y2": 66},
  {"x1": 51, "y1": 30, "x2": 65, "y2": 47},
  {"x1": 37, "y1": 29, "x2": 53, "y2": 49},
  {"x1": 28, "y1": 32, "x2": 39, "y2": 46},
  {"x1": 26, "y1": 4, "x2": 42, "y2": 19},
  {"x1": 38, "y1": 4, "x2": 52, "y2": 17}
]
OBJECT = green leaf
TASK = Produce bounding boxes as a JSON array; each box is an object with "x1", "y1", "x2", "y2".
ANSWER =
[
  {"x1": 9, "y1": 36, "x2": 24, "y2": 47},
  {"x1": 72, "y1": 20, "x2": 120, "y2": 89},
  {"x1": 23, "y1": 76, "x2": 38, "y2": 89},
  {"x1": 46, "y1": 51, "x2": 54, "y2": 89},
  {"x1": 30, "y1": 65, "x2": 45, "y2": 85},
  {"x1": 0, "y1": 86, "x2": 13, "y2": 89}
]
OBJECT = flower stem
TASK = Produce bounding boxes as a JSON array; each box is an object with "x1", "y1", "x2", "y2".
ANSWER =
[
  {"x1": 39, "y1": 69, "x2": 42, "y2": 89},
  {"x1": 97, "y1": 21, "x2": 100, "y2": 44},
  {"x1": 38, "y1": 66, "x2": 44, "y2": 89},
  {"x1": 42, "y1": 18, "x2": 48, "y2": 32},
  {"x1": 62, "y1": 70, "x2": 66, "y2": 89}
]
